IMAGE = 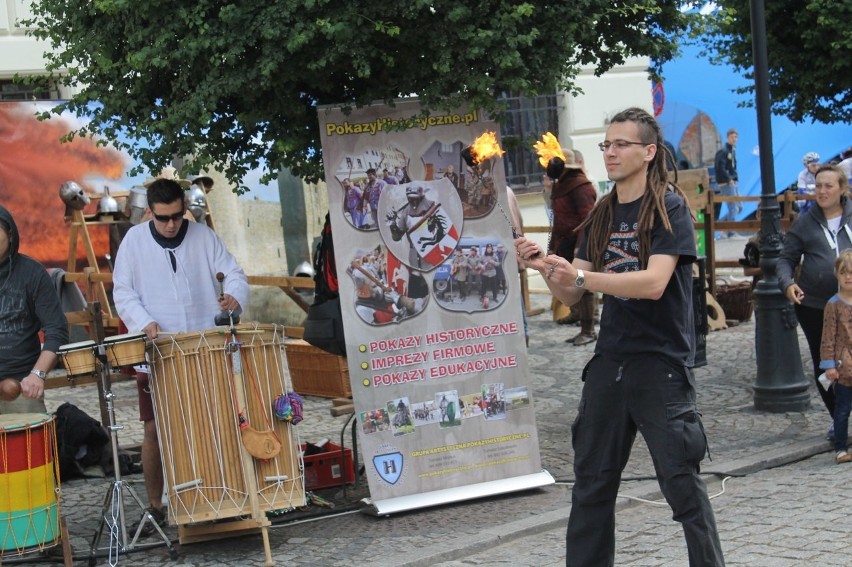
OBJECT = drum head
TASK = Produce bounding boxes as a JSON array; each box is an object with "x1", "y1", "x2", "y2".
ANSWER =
[
  {"x1": 104, "y1": 332, "x2": 146, "y2": 344},
  {"x1": 0, "y1": 413, "x2": 51, "y2": 431},
  {"x1": 59, "y1": 340, "x2": 96, "y2": 351}
]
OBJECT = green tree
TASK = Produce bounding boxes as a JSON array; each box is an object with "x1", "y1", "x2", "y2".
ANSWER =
[
  {"x1": 693, "y1": 0, "x2": 852, "y2": 124},
  {"x1": 28, "y1": 0, "x2": 695, "y2": 188}
]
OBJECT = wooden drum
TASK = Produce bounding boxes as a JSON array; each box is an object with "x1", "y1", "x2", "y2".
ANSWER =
[
  {"x1": 147, "y1": 323, "x2": 305, "y2": 526},
  {"x1": 103, "y1": 332, "x2": 147, "y2": 367},
  {"x1": 0, "y1": 414, "x2": 60, "y2": 556},
  {"x1": 57, "y1": 340, "x2": 97, "y2": 377}
]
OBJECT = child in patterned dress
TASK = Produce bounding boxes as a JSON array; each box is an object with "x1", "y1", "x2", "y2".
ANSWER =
[{"x1": 820, "y1": 249, "x2": 852, "y2": 464}]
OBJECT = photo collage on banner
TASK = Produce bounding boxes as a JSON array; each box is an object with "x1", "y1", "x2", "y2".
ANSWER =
[{"x1": 318, "y1": 100, "x2": 551, "y2": 511}]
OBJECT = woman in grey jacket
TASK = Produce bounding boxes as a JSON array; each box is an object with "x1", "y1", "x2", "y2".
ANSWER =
[{"x1": 778, "y1": 164, "x2": 851, "y2": 421}]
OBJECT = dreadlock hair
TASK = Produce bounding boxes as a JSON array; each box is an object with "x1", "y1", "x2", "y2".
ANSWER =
[{"x1": 579, "y1": 107, "x2": 692, "y2": 271}]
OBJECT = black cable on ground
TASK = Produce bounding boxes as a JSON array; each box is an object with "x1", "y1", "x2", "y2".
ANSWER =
[{"x1": 553, "y1": 470, "x2": 747, "y2": 484}]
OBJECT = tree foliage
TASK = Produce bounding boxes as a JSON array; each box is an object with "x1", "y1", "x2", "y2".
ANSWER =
[
  {"x1": 27, "y1": 0, "x2": 695, "y2": 189},
  {"x1": 692, "y1": 0, "x2": 852, "y2": 125}
]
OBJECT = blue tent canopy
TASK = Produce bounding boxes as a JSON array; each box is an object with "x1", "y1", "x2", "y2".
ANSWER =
[{"x1": 657, "y1": 43, "x2": 850, "y2": 219}]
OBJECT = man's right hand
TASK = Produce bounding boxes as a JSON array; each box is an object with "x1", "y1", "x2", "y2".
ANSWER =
[{"x1": 143, "y1": 321, "x2": 161, "y2": 340}]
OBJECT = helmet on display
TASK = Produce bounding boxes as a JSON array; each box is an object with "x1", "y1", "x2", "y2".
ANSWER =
[
  {"x1": 185, "y1": 184, "x2": 208, "y2": 222},
  {"x1": 98, "y1": 186, "x2": 119, "y2": 214},
  {"x1": 294, "y1": 260, "x2": 315, "y2": 295},
  {"x1": 59, "y1": 181, "x2": 90, "y2": 210},
  {"x1": 802, "y1": 152, "x2": 820, "y2": 165},
  {"x1": 294, "y1": 260, "x2": 315, "y2": 279}
]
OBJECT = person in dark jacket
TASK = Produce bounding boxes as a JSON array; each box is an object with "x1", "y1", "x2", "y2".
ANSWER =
[
  {"x1": 0, "y1": 204, "x2": 68, "y2": 413},
  {"x1": 778, "y1": 164, "x2": 852, "y2": 426},
  {"x1": 549, "y1": 150, "x2": 598, "y2": 345},
  {"x1": 714, "y1": 128, "x2": 740, "y2": 234}
]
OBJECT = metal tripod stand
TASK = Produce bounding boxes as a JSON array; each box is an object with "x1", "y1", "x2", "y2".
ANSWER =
[{"x1": 86, "y1": 306, "x2": 177, "y2": 566}]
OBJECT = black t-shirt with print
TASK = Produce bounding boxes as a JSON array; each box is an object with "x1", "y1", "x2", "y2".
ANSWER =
[{"x1": 577, "y1": 190, "x2": 697, "y2": 365}]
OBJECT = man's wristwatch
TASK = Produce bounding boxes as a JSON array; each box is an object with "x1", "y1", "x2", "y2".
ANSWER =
[
  {"x1": 30, "y1": 369, "x2": 47, "y2": 380},
  {"x1": 575, "y1": 269, "x2": 585, "y2": 288}
]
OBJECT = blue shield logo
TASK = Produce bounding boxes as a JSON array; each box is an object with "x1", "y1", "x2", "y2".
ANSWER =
[{"x1": 373, "y1": 452, "x2": 403, "y2": 485}]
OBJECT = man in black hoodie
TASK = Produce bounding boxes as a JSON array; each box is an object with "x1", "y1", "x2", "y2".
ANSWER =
[{"x1": 0, "y1": 204, "x2": 68, "y2": 413}]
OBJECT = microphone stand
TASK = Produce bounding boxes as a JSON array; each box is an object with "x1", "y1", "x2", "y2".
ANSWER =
[{"x1": 87, "y1": 301, "x2": 177, "y2": 566}]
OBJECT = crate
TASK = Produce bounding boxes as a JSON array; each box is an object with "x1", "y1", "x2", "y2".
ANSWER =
[
  {"x1": 716, "y1": 280, "x2": 754, "y2": 322},
  {"x1": 285, "y1": 339, "x2": 351, "y2": 398},
  {"x1": 301, "y1": 442, "x2": 355, "y2": 490}
]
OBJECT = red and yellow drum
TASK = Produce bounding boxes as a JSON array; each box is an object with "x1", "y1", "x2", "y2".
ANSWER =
[{"x1": 0, "y1": 413, "x2": 60, "y2": 556}]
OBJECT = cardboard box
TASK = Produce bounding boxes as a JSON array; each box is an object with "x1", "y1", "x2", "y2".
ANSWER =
[
  {"x1": 301, "y1": 442, "x2": 355, "y2": 491},
  {"x1": 285, "y1": 339, "x2": 351, "y2": 398}
]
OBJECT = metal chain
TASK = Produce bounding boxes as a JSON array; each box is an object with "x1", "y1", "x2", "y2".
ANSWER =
[{"x1": 546, "y1": 208, "x2": 553, "y2": 254}]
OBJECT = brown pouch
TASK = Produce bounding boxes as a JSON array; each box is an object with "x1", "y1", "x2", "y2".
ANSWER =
[
  {"x1": 551, "y1": 296, "x2": 571, "y2": 323},
  {"x1": 241, "y1": 426, "x2": 282, "y2": 460}
]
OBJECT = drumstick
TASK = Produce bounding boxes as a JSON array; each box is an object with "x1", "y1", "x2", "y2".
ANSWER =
[
  {"x1": 0, "y1": 378, "x2": 21, "y2": 401},
  {"x1": 215, "y1": 271, "x2": 236, "y2": 326},
  {"x1": 216, "y1": 271, "x2": 225, "y2": 300},
  {"x1": 158, "y1": 330, "x2": 265, "y2": 336}
]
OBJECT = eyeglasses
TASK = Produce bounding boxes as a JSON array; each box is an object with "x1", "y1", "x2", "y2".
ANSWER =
[
  {"x1": 152, "y1": 210, "x2": 185, "y2": 223},
  {"x1": 598, "y1": 140, "x2": 651, "y2": 152}
]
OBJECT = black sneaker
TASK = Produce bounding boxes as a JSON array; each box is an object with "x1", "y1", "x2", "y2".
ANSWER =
[{"x1": 133, "y1": 507, "x2": 166, "y2": 538}]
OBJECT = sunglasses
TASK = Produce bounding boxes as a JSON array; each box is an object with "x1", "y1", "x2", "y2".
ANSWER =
[{"x1": 152, "y1": 210, "x2": 185, "y2": 223}]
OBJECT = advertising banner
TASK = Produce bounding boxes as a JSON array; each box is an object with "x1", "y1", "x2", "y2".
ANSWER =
[{"x1": 318, "y1": 99, "x2": 553, "y2": 514}]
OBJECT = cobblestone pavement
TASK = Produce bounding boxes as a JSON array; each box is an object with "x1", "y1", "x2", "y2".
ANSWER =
[
  {"x1": 4, "y1": 281, "x2": 833, "y2": 567},
  {"x1": 432, "y1": 452, "x2": 851, "y2": 567}
]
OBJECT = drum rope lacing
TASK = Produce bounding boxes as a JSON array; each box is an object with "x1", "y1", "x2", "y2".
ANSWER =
[{"x1": 147, "y1": 325, "x2": 305, "y2": 524}]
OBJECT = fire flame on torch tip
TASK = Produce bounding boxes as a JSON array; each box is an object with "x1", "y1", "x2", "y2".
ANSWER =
[
  {"x1": 462, "y1": 131, "x2": 505, "y2": 166},
  {"x1": 533, "y1": 132, "x2": 566, "y2": 169}
]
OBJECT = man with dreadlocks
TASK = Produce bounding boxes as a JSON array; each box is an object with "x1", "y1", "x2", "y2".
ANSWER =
[{"x1": 516, "y1": 107, "x2": 724, "y2": 567}]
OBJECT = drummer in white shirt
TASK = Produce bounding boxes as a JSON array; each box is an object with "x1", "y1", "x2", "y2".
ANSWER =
[{"x1": 113, "y1": 176, "x2": 248, "y2": 535}]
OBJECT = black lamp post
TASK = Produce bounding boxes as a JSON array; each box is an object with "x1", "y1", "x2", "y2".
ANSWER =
[{"x1": 750, "y1": 0, "x2": 811, "y2": 412}]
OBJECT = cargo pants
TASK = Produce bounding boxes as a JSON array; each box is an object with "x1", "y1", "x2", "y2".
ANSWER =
[{"x1": 565, "y1": 354, "x2": 725, "y2": 567}]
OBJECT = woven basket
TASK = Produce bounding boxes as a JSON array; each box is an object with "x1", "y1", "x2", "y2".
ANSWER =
[
  {"x1": 715, "y1": 280, "x2": 754, "y2": 322},
  {"x1": 285, "y1": 339, "x2": 351, "y2": 398}
]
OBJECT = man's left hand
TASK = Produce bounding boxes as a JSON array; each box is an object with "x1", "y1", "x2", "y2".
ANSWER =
[{"x1": 219, "y1": 293, "x2": 241, "y2": 312}]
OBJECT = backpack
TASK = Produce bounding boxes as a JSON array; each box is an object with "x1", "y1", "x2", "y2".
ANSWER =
[
  {"x1": 313, "y1": 212, "x2": 339, "y2": 302},
  {"x1": 303, "y1": 213, "x2": 347, "y2": 356},
  {"x1": 54, "y1": 402, "x2": 110, "y2": 479}
]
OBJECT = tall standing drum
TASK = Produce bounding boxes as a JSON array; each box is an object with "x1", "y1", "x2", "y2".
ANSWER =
[
  {"x1": 0, "y1": 414, "x2": 60, "y2": 556},
  {"x1": 147, "y1": 323, "x2": 305, "y2": 526}
]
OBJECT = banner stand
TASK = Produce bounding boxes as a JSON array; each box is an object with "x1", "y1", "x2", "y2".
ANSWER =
[
  {"x1": 318, "y1": 99, "x2": 551, "y2": 512},
  {"x1": 362, "y1": 470, "x2": 555, "y2": 516}
]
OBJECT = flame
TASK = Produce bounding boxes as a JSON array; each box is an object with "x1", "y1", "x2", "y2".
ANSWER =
[
  {"x1": 533, "y1": 132, "x2": 566, "y2": 169},
  {"x1": 469, "y1": 131, "x2": 505, "y2": 164},
  {"x1": 0, "y1": 103, "x2": 128, "y2": 267}
]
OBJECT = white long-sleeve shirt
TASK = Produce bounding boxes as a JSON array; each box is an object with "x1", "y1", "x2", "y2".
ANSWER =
[{"x1": 113, "y1": 221, "x2": 249, "y2": 333}]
